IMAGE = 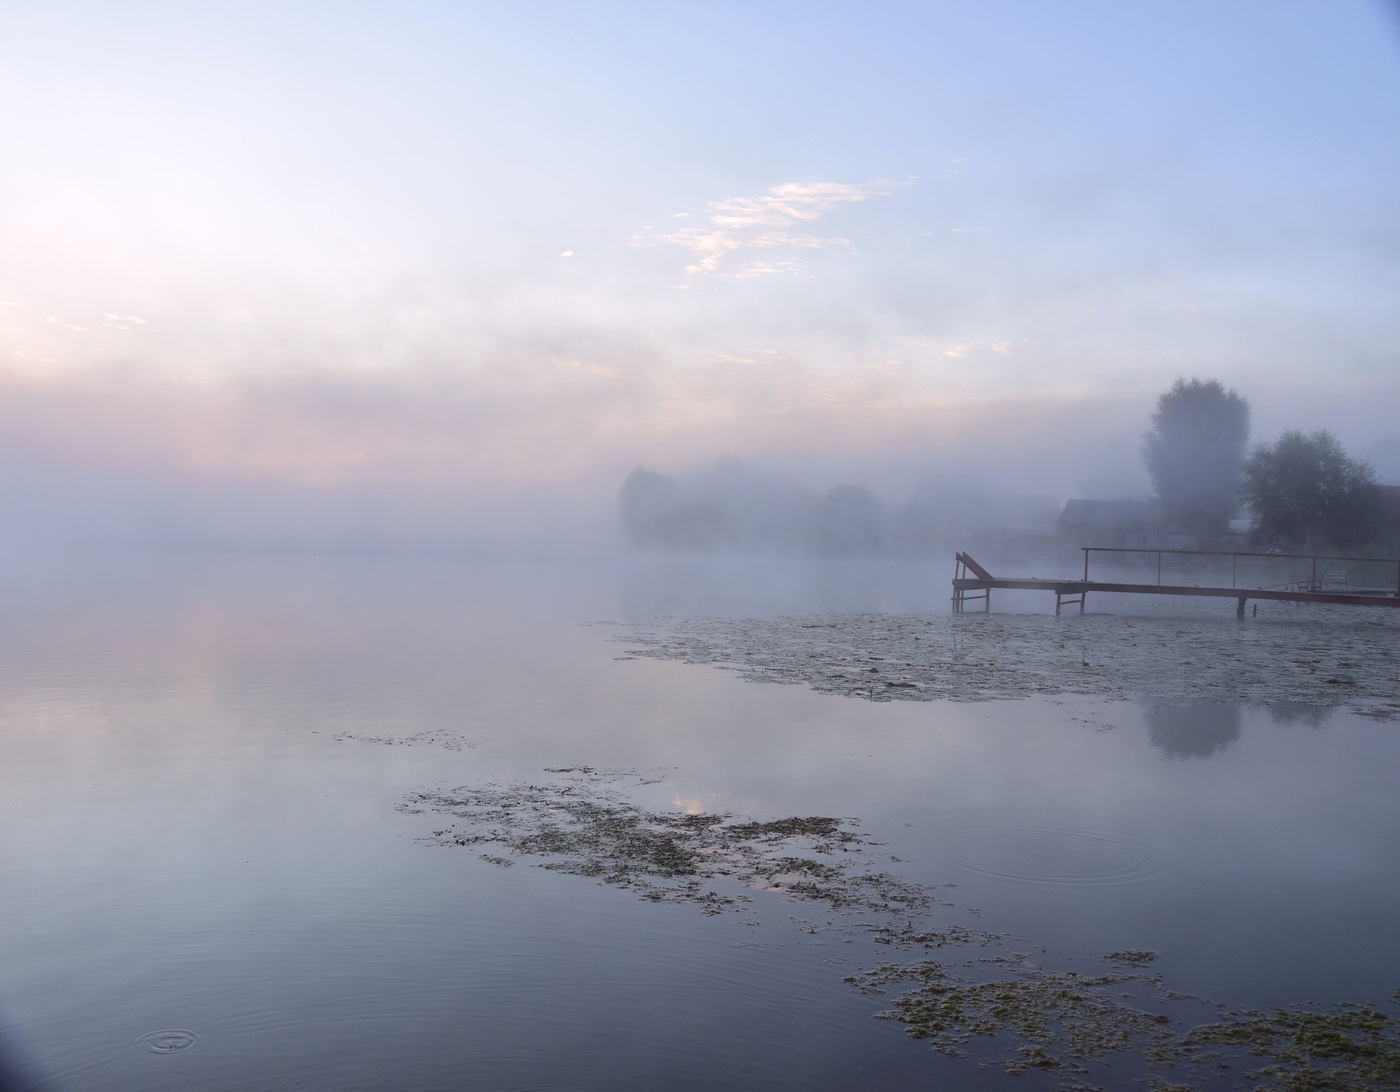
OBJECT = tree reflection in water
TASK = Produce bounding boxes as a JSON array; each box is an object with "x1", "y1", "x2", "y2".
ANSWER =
[
  {"x1": 1142, "y1": 699, "x2": 1243, "y2": 759},
  {"x1": 1266, "y1": 702, "x2": 1335, "y2": 728}
]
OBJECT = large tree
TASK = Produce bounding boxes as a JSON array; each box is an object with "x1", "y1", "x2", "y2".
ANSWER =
[
  {"x1": 1240, "y1": 429, "x2": 1380, "y2": 548},
  {"x1": 1142, "y1": 378, "x2": 1250, "y2": 535}
]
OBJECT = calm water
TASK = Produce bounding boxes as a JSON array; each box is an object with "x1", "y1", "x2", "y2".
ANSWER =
[{"x1": 1, "y1": 551, "x2": 1397, "y2": 1090}]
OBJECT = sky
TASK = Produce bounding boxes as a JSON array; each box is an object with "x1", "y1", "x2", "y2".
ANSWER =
[{"x1": 2, "y1": 1, "x2": 1398, "y2": 546}]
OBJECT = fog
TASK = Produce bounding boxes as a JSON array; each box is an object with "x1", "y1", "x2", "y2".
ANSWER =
[
  {"x1": 620, "y1": 459, "x2": 1060, "y2": 559},
  {"x1": 3, "y1": 367, "x2": 1395, "y2": 567},
  {"x1": 1, "y1": 4, "x2": 1397, "y2": 565}
]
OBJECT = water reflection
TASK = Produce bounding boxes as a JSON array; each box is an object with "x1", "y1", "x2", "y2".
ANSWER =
[
  {"x1": 615, "y1": 554, "x2": 950, "y2": 620},
  {"x1": 1142, "y1": 700, "x2": 1242, "y2": 759},
  {"x1": 1, "y1": 553, "x2": 1398, "y2": 1091},
  {"x1": 1266, "y1": 702, "x2": 1335, "y2": 728}
]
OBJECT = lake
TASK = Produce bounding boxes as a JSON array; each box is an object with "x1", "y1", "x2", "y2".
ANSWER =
[{"x1": 2, "y1": 550, "x2": 1397, "y2": 1090}]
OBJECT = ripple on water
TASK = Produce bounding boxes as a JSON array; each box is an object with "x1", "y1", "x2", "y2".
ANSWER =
[
  {"x1": 135, "y1": 1029, "x2": 201, "y2": 1054},
  {"x1": 936, "y1": 827, "x2": 1161, "y2": 886},
  {"x1": 503, "y1": 1084, "x2": 645, "y2": 1092}
]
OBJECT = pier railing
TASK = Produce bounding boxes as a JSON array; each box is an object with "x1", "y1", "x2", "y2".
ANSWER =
[{"x1": 1081, "y1": 547, "x2": 1400, "y2": 595}]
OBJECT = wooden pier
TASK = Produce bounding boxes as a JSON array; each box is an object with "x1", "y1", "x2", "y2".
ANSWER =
[{"x1": 952, "y1": 548, "x2": 1400, "y2": 617}]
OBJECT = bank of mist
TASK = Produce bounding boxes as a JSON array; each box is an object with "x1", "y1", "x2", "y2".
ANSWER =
[
  {"x1": 612, "y1": 459, "x2": 1075, "y2": 617},
  {"x1": 620, "y1": 459, "x2": 1061, "y2": 559}
]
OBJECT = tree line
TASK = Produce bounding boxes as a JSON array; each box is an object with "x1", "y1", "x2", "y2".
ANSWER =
[{"x1": 1143, "y1": 378, "x2": 1392, "y2": 549}]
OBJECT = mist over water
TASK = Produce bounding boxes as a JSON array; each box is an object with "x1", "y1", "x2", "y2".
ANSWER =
[{"x1": 0, "y1": 548, "x2": 1397, "y2": 1089}]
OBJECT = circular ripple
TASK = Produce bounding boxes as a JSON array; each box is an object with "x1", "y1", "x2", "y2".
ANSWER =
[
  {"x1": 820, "y1": 957, "x2": 849, "y2": 967},
  {"x1": 135, "y1": 1029, "x2": 201, "y2": 1055},
  {"x1": 936, "y1": 827, "x2": 1161, "y2": 886}
]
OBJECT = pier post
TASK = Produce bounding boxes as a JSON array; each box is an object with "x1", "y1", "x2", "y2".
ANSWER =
[{"x1": 1236, "y1": 596, "x2": 1247, "y2": 620}]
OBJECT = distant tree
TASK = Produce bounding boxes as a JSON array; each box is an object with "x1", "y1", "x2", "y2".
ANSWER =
[
  {"x1": 809, "y1": 485, "x2": 885, "y2": 555},
  {"x1": 620, "y1": 466, "x2": 717, "y2": 548},
  {"x1": 1142, "y1": 378, "x2": 1250, "y2": 535},
  {"x1": 1240, "y1": 429, "x2": 1381, "y2": 548},
  {"x1": 619, "y1": 461, "x2": 824, "y2": 551}
]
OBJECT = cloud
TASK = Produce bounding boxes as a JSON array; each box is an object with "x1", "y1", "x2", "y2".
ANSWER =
[
  {"x1": 942, "y1": 338, "x2": 1022, "y2": 358},
  {"x1": 632, "y1": 179, "x2": 905, "y2": 278},
  {"x1": 559, "y1": 250, "x2": 574, "y2": 257},
  {"x1": 551, "y1": 355, "x2": 622, "y2": 379}
]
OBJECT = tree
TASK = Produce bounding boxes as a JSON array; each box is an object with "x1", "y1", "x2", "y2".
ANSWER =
[
  {"x1": 1240, "y1": 429, "x2": 1381, "y2": 548},
  {"x1": 1142, "y1": 379, "x2": 1251, "y2": 535},
  {"x1": 809, "y1": 485, "x2": 885, "y2": 555}
]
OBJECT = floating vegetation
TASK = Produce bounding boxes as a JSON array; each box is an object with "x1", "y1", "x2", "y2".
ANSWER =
[
  {"x1": 401, "y1": 769, "x2": 1400, "y2": 1089},
  {"x1": 616, "y1": 610, "x2": 1400, "y2": 719},
  {"x1": 1105, "y1": 949, "x2": 1159, "y2": 967},
  {"x1": 334, "y1": 729, "x2": 482, "y2": 751},
  {"x1": 846, "y1": 961, "x2": 1400, "y2": 1089},
  {"x1": 845, "y1": 959, "x2": 1181, "y2": 1077},
  {"x1": 400, "y1": 769, "x2": 958, "y2": 937},
  {"x1": 1180, "y1": 1005, "x2": 1400, "y2": 1090}
]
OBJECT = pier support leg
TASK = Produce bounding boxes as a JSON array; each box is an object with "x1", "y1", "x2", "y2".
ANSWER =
[
  {"x1": 1236, "y1": 596, "x2": 1247, "y2": 620},
  {"x1": 1056, "y1": 591, "x2": 1086, "y2": 616}
]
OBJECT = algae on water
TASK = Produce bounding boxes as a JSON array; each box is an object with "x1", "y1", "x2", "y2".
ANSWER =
[
  {"x1": 402, "y1": 769, "x2": 1400, "y2": 1090},
  {"x1": 845, "y1": 958, "x2": 1181, "y2": 1076},
  {"x1": 845, "y1": 960, "x2": 1400, "y2": 1089},
  {"x1": 616, "y1": 609, "x2": 1400, "y2": 719},
  {"x1": 401, "y1": 770, "x2": 950, "y2": 935}
]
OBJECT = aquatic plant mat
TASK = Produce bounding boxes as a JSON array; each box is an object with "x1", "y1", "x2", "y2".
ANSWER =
[
  {"x1": 614, "y1": 609, "x2": 1400, "y2": 719},
  {"x1": 404, "y1": 769, "x2": 1400, "y2": 1090},
  {"x1": 402, "y1": 767, "x2": 953, "y2": 938}
]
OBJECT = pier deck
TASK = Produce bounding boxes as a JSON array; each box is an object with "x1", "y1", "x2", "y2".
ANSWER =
[{"x1": 952, "y1": 549, "x2": 1400, "y2": 616}]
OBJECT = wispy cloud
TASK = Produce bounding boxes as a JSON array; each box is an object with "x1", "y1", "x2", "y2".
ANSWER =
[
  {"x1": 551, "y1": 355, "x2": 622, "y2": 379},
  {"x1": 632, "y1": 179, "x2": 906, "y2": 278},
  {"x1": 947, "y1": 340, "x2": 1024, "y2": 358},
  {"x1": 901, "y1": 337, "x2": 1024, "y2": 358}
]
